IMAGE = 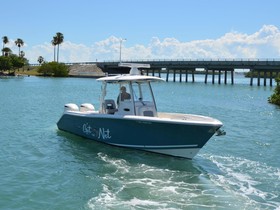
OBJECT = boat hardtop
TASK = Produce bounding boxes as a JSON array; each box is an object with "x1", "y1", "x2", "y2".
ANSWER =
[
  {"x1": 97, "y1": 63, "x2": 164, "y2": 83},
  {"x1": 97, "y1": 74, "x2": 164, "y2": 82}
]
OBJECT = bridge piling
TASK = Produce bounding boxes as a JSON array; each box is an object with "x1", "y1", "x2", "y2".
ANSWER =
[
  {"x1": 270, "y1": 71, "x2": 273, "y2": 87},
  {"x1": 192, "y1": 70, "x2": 195, "y2": 82},
  {"x1": 205, "y1": 68, "x2": 208, "y2": 84},
  {"x1": 166, "y1": 69, "x2": 169, "y2": 82},
  {"x1": 179, "y1": 70, "x2": 182, "y2": 82},
  {"x1": 250, "y1": 69, "x2": 254, "y2": 86},
  {"x1": 146, "y1": 69, "x2": 149, "y2": 76},
  {"x1": 231, "y1": 70, "x2": 234, "y2": 85}
]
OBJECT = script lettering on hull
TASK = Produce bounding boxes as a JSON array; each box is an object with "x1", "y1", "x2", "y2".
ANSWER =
[{"x1": 82, "y1": 123, "x2": 111, "y2": 140}]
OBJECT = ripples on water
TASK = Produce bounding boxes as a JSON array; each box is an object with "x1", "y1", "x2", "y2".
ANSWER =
[{"x1": 0, "y1": 75, "x2": 279, "y2": 210}]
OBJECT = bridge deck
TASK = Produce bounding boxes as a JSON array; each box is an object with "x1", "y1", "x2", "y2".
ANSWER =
[{"x1": 95, "y1": 60, "x2": 280, "y2": 86}]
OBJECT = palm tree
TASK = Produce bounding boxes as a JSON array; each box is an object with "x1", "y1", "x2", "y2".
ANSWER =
[
  {"x1": 2, "y1": 36, "x2": 9, "y2": 56},
  {"x1": 2, "y1": 47, "x2": 12, "y2": 56},
  {"x1": 19, "y1": 51, "x2": 25, "y2": 58},
  {"x1": 37, "y1": 56, "x2": 44, "y2": 65},
  {"x1": 54, "y1": 32, "x2": 64, "y2": 62},
  {"x1": 51, "y1": 36, "x2": 58, "y2": 62},
  {"x1": 15, "y1": 38, "x2": 24, "y2": 56}
]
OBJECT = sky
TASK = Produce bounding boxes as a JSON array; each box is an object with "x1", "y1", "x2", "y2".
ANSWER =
[{"x1": 1, "y1": 0, "x2": 280, "y2": 64}]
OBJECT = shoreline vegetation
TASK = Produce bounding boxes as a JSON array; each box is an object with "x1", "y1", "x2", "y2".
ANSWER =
[{"x1": 268, "y1": 76, "x2": 280, "y2": 105}]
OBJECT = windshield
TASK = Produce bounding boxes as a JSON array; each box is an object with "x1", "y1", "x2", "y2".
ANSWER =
[{"x1": 131, "y1": 82, "x2": 154, "y2": 102}]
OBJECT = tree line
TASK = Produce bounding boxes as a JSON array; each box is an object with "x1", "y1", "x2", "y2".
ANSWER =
[
  {"x1": 0, "y1": 36, "x2": 27, "y2": 75},
  {"x1": 1, "y1": 32, "x2": 67, "y2": 76}
]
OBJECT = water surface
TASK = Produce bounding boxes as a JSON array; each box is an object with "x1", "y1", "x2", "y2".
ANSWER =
[{"x1": 0, "y1": 75, "x2": 279, "y2": 209}]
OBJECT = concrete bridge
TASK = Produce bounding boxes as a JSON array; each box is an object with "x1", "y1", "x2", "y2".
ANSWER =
[{"x1": 95, "y1": 59, "x2": 280, "y2": 86}]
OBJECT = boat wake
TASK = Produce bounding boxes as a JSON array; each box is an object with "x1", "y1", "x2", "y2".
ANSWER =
[
  {"x1": 200, "y1": 154, "x2": 280, "y2": 210},
  {"x1": 85, "y1": 152, "x2": 280, "y2": 210}
]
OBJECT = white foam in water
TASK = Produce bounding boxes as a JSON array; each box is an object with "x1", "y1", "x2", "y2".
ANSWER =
[
  {"x1": 125, "y1": 198, "x2": 168, "y2": 208},
  {"x1": 88, "y1": 153, "x2": 230, "y2": 209},
  {"x1": 202, "y1": 154, "x2": 280, "y2": 209},
  {"x1": 87, "y1": 184, "x2": 117, "y2": 209},
  {"x1": 158, "y1": 186, "x2": 179, "y2": 194},
  {"x1": 97, "y1": 152, "x2": 130, "y2": 174},
  {"x1": 87, "y1": 152, "x2": 280, "y2": 209},
  {"x1": 87, "y1": 184, "x2": 169, "y2": 209}
]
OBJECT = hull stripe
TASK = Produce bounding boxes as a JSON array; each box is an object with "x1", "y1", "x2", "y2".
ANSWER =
[{"x1": 110, "y1": 143, "x2": 198, "y2": 149}]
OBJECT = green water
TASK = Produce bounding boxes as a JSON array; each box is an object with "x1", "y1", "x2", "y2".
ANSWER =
[{"x1": 0, "y1": 76, "x2": 279, "y2": 210}]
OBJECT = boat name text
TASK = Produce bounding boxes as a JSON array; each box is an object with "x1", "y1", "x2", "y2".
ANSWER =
[{"x1": 82, "y1": 123, "x2": 111, "y2": 140}]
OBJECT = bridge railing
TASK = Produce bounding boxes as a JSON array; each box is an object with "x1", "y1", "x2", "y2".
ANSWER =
[
  {"x1": 102, "y1": 58, "x2": 280, "y2": 62},
  {"x1": 29, "y1": 58, "x2": 280, "y2": 66}
]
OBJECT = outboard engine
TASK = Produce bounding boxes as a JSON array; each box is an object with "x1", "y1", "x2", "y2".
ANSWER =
[
  {"x1": 80, "y1": 103, "x2": 95, "y2": 112},
  {"x1": 64, "y1": 103, "x2": 79, "y2": 112}
]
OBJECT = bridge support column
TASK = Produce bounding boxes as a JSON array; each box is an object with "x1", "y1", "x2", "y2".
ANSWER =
[
  {"x1": 192, "y1": 70, "x2": 195, "y2": 82},
  {"x1": 231, "y1": 70, "x2": 234, "y2": 85},
  {"x1": 205, "y1": 68, "x2": 208, "y2": 84},
  {"x1": 179, "y1": 69, "x2": 182, "y2": 82},
  {"x1": 146, "y1": 69, "x2": 149, "y2": 76},
  {"x1": 257, "y1": 71, "x2": 260, "y2": 86},
  {"x1": 173, "y1": 70, "x2": 176, "y2": 82},
  {"x1": 166, "y1": 69, "x2": 169, "y2": 82},
  {"x1": 224, "y1": 70, "x2": 227, "y2": 84},
  {"x1": 264, "y1": 71, "x2": 267, "y2": 86},
  {"x1": 158, "y1": 69, "x2": 161, "y2": 78},
  {"x1": 269, "y1": 71, "x2": 273, "y2": 86},
  {"x1": 185, "y1": 70, "x2": 188, "y2": 82},
  {"x1": 218, "y1": 70, "x2": 221, "y2": 84},
  {"x1": 250, "y1": 69, "x2": 254, "y2": 86},
  {"x1": 212, "y1": 70, "x2": 215, "y2": 84}
]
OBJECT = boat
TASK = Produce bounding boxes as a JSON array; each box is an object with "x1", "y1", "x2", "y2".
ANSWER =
[{"x1": 57, "y1": 63, "x2": 225, "y2": 159}]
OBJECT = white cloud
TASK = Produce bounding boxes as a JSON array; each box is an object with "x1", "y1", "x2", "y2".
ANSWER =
[{"x1": 19, "y1": 24, "x2": 280, "y2": 64}]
